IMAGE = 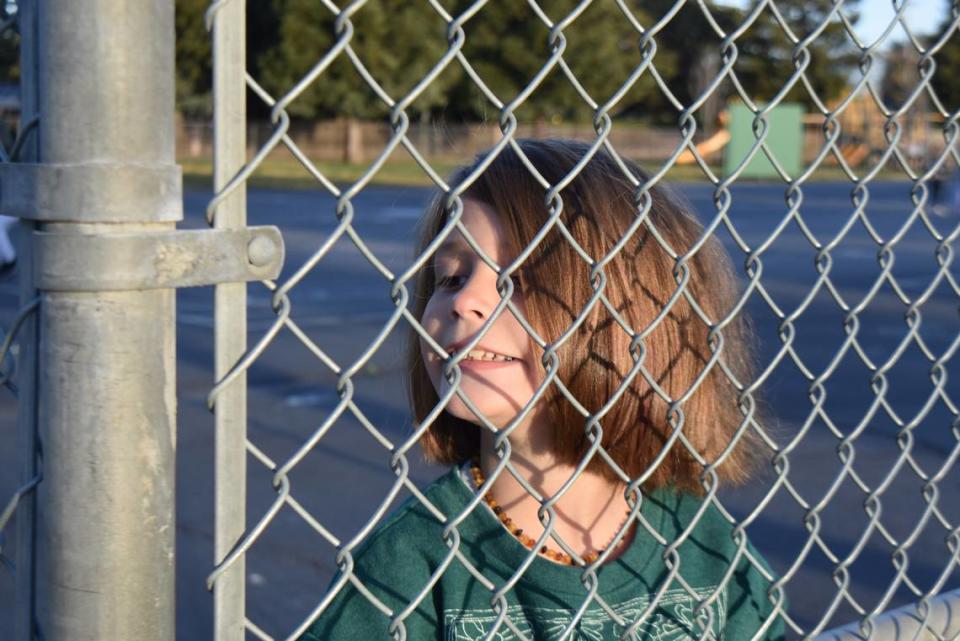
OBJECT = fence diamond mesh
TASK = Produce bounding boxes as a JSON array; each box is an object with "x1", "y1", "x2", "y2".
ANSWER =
[{"x1": 196, "y1": 1, "x2": 960, "y2": 640}]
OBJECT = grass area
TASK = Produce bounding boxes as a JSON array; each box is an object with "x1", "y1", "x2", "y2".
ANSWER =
[
  {"x1": 180, "y1": 155, "x2": 908, "y2": 192},
  {"x1": 180, "y1": 156, "x2": 462, "y2": 191}
]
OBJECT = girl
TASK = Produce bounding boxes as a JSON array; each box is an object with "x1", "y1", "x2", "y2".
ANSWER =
[{"x1": 303, "y1": 139, "x2": 784, "y2": 641}]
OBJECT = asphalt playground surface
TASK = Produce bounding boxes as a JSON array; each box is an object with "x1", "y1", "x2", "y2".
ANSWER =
[{"x1": 2, "y1": 179, "x2": 959, "y2": 639}]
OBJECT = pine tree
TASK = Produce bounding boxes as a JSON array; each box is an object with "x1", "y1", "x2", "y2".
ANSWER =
[
  {"x1": 930, "y1": 3, "x2": 960, "y2": 114},
  {"x1": 258, "y1": 0, "x2": 456, "y2": 120},
  {"x1": 443, "y1": 0, "x2": 670, "y2": 123},
  {"x1": 730, "y1": 0, "x2": 862, "y2": 109},
  {"x1": 175, "y1": 0, "x2": 212, "y2": 118}
]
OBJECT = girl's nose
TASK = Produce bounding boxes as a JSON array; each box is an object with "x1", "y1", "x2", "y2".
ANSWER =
[{"x1": 450, "y1": 272, "x2": 496, "y2": 320}]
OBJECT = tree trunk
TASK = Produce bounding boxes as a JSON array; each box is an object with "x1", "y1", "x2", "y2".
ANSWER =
[{"x1": 344, "y1": 117, "x2": 363, "y2": 164}]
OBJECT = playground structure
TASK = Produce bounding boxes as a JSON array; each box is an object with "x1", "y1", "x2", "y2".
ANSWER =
[
  {"x1": 676, "y1": 128, "x2": 731, "y2": 165},
  {"x1": 677, "y1": 93, "x2": 944, "y2": 174}
]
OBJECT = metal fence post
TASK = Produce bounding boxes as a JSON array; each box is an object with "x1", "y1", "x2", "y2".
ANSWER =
[
  {"x1": 210, "y1": 1, "x2": 248, "y2": 640},
  {"x1": 33, "y1": 1, "x2": 178, "y2": 640}
]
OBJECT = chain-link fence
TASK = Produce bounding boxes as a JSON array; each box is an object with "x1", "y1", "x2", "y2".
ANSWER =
[
  {"x1": 3, "y1": 0, "x2": 960, "y2": 640},
  {"x1": 198, "y1": 0, "x2": 960, "y2": 639}
]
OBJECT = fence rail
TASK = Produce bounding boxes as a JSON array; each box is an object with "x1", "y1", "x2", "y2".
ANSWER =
[{"x1": 176, "y1": 112, "x2": 948, "y2": 170}]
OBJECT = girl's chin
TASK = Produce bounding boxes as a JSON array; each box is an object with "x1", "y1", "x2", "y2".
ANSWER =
[{"x1": 443, "y1": 401, "x2": 524, "y2": 429}]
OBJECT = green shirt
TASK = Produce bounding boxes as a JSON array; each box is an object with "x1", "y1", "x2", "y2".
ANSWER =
[{"x1": 302, "y1": 467, "x2": 784, "y2": 641}]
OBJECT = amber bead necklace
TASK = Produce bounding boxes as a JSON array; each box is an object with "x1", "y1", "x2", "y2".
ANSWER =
[{"x1": 469, "y1": 461, "x2": 632, "y2": 566}]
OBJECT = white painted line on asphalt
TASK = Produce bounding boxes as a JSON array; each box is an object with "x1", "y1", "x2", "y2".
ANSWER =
[
  {"x1": 284, "y1": 391, "x2": 339, "y2": 408},
  {"x1": 377, "y1": 206, "x2": 425, "y2": 221}
]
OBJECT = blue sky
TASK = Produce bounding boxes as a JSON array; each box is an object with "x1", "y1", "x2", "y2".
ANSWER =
[
  {"x1": 716, "y1": 0, "x2": 950, "y2": 47},
  {"x1": 855, "y1": 0, "x2": 949, "y2": 43}
]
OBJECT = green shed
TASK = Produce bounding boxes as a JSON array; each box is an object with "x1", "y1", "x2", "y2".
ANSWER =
[{"x1": 723, "y1": 102, "x2": 804, "y2": 179}]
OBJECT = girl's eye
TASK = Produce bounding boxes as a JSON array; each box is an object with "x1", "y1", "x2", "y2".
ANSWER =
[
  {"x1": 436, "y1": 274, "x2": 465, "y2": 290},
  {"x1": 495, "y1": 275, "x2": 523, "y2": 298}
]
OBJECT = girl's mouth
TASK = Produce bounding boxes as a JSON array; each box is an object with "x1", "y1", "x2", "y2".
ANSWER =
[
  {"x1": 440, "y1": 345, "x2": 521, "y2": 368},
  {"x1": 460, "y1": 349, "x2": 515, "y2": 362},
  {"x1": 457, "y1": 356, "x2": 519, "y2": 370}
]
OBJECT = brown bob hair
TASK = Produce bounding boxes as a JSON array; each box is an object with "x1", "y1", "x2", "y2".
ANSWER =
[{"x1": 407, "y1": 139, "x2": 763, "y2": 494}]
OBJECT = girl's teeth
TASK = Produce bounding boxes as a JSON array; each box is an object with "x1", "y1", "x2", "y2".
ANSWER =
[{"x1": 464, "y1": 350, "x2": 514, "y2": 362}]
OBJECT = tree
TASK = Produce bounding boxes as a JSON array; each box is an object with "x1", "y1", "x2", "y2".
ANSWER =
[
  {"x1": 443, "y1": 0, "x2": 671, "y2": 123},
  {"x1": 175, "y1": 0, "x2": 282, "y2": 120},
  {"x1": 930, "y1": 4, "x2": 960, "y2": 114},
  {"x1": 881, "y1": 42, "x2": 926, "y2": 111},
  {"x1": 258, "y1": 0, "x2": 457, "y2": 120},
  {"x1": 256, "y1": 1, "x2": 674, "y2": 124},
  {"x1": 172, "y1": 0, "x2": 861, "y2": 126},
  {"x1": 634, "y1": 0, "x2": 743, "y2": 132},
  {"x1": 730, "y1": 0, "x2": 862, "y2": 109},
  {"x1": 0, "y1": 1, "x2": 19, "y2": 84},
  {"x1": 175, "y1": 0, "x2": 212, "y2": 118}
]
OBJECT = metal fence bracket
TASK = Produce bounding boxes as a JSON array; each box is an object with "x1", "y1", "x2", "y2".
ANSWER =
[
  {"x1": 0, "y1": 162, "x2": 183, "y2": 223},
  {"x1": 33, "y1": 226, "x2": 284, "y2": 291}
]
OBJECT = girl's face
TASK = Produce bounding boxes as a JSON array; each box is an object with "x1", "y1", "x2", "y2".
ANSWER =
[{"x1": 419, "y1": 199, "x2": 541, "y2": 428}]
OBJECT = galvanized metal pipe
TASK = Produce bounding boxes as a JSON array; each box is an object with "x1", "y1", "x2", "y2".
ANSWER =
[
  {"x1": 210, "y1": 2, "x2": 248, "y2": 640},
  {"x1": 33, "y1": 1, "x2": 178, "y2": 640},
  {"x1": 814, "y1": 589, "x2": 960, "y2": 641}
]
